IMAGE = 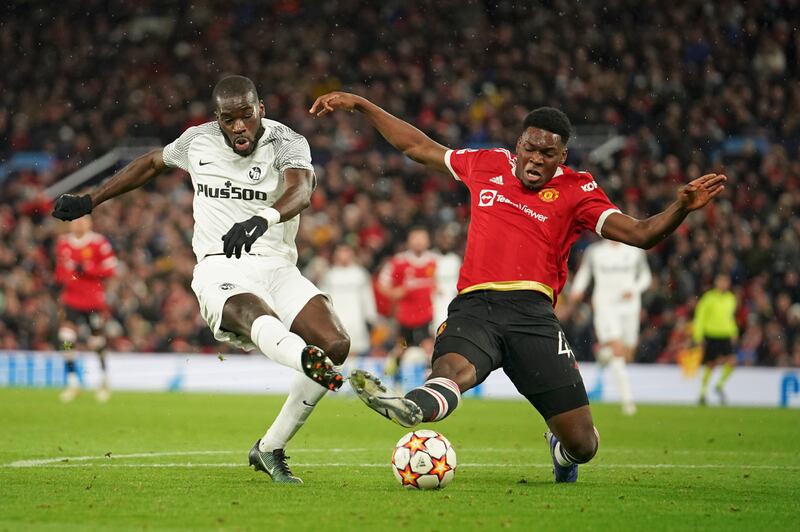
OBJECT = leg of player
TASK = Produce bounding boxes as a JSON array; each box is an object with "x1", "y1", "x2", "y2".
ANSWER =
[
  {"x1": 58, "y1": 324, "x2": 80, "y2": 403},
  {"x1": 543, "y1": 405, "x2": 600, "y2": 483},
  {"x1": 608, "y1": 339, "x2": 635, "y2": 416},
  {"x1": 221, "y1": 293, "x2": 343, "y2": 391},
  {"x1": 714, "y1": 353, "x2": 736, "y2": 406},
  {"x1": 249, "y1": 295, "x2": 350, "y2": 483},
  {"x1": 88, "y1": 334, "x2": 111, "y2": 403},
  {"x1": 699, "y1": 359, "x2": 716, "y2": 406},
  {"x1": 350, "y1": 351, "x2": 472, "y2": 428}
]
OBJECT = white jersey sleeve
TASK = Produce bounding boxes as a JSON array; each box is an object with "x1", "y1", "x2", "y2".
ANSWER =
[
  {"x1": 634, "y1": 250, "x2": 653, "y2": 294},
  {"x1": 570, "y1": 245, "x2": 594, "y2": 296},
  {"x1": 265, "y1": 124, "x2": 314, "y2": 173},
  {"x1": 162, "y1": 122, "x2": 222, "y2": 171}
]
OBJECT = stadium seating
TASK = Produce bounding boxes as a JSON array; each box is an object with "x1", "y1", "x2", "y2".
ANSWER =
[{"x1": 1, "y1": 1, "x2": 798, "y2": 366}]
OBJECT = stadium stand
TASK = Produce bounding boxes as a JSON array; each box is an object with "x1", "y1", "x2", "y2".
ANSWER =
[{"x1": 1, "y1": 0, "x2": 798, "y2": 366}]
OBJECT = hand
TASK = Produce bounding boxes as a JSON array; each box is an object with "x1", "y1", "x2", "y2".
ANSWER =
[
  {"x1": 309, "y1": 92, "x2": 362, "y2": 117},
  {"x1": 53, "y1": 194, "x2": 93, "y2": 221},
  {"x1": 677, "y1": 174, "x2": 727, "y2": 211},
  {"x1": 221, "y1": 216, "x2": 268, "y2": 258}
]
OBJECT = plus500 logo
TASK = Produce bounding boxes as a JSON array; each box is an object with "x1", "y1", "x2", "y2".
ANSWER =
[{"x1": 196, "y1": 183, "x2": 268, "y2": 200}]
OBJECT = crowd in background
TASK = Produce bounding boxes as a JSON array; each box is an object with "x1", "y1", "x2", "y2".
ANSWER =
[{"x1": 1, "y1": 0, "x2": 799, "y2": 366}]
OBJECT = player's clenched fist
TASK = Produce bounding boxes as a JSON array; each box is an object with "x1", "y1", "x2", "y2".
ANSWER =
[
  {"x1": 309, "y1": 92, "x2": 363, "y2": 116},
  {"x1": 221, "y1": 216, "x2": 268, "y2": 259},
  {"x1": 52, "y1": 194, "x2": 93, "y2": 221}
]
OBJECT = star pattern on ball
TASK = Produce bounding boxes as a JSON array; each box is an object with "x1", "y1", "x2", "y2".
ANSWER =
[
  {"x1": 430, "y1": 456, "x2": 452, "y2": 481},
  {"x1": 398, "y1": 464, "x2": 421, "y2": 488},
  {"x1": 403, "y1": 434, "x2": 428, "y2": 453}
]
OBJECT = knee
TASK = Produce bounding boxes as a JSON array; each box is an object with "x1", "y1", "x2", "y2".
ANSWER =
[
  {"x1": 562, "y1": 427, "x2": 599, "y2": 464},
  {"x1": 430, "y1": 353, "x2": 477, "y2": 392},
  {"x1": 320, "y1": 332, "x2": 350, "y2": 366}
]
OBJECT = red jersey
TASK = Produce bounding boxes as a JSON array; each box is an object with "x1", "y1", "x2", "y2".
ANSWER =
[
  {"x1": 444, "y1": 148, "x2": 620, "y2": 303},
  {"x1": 379, "y1": 250, "x2": 437, "y2": 327},
  {"x1": 55, "y1": 231, "x2": 117, "y2": 311}
]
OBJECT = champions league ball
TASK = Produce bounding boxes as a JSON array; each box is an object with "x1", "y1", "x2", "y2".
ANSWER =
[{"x1": 391, "y1": 430, "x2": 457, "y2": 489}]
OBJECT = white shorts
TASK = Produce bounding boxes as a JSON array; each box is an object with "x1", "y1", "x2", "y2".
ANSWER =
[
  {"x1": 191, "y1": 255, "x2": 323, "y2": 350},
  {"x1": 593, "y1": 305, "x2": 641, "y2": 347}
]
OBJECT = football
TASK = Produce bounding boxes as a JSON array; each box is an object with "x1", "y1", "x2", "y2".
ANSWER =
[{"x1": 391, "y1": 430, "x2": 457, "y2": 489}]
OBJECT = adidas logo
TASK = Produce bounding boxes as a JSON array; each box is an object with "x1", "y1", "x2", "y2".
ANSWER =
[{"x1": 489, "y1": 175, "x2": 504, "y2": 185}]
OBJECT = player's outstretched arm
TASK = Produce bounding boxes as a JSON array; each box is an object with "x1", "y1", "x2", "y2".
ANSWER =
[
  {"x1": 52, "y1": 149, "x2": 168, "y2": 221},
  {"x1": 601, "y1": 173, "x2": 727, "y2": 249},
  {"x1": 310, "y1": 92, "x2": 450, "y2": 174}
]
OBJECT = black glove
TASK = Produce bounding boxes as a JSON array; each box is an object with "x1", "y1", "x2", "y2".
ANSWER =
[
  {"x1": 53, "y1": 194, "x2": 93, "y2": 221},
  {"x1": 221, "y1": 216, "x2": 268, "y2": 258}
]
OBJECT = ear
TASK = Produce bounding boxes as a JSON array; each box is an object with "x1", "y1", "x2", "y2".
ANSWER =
[
  {"x1": 515, "y1": 136, "x2": 522, "y2": 152},
  {"x1": 560, "y1": 147, "x2": 568, "y2": 165},
  {"x1": 258, "y1": 101, "x2": 266, "y2": 118}
]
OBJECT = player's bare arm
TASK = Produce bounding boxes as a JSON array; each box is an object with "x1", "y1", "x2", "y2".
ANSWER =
[
  {"x1": 270, "y1": 168, "x2": 314, "y2": 220},
  {"x1": 52, "y1": 149, "x2": 168, "y2": 221},
  {"x1": 221, "y1": 167, "x2": 315, "y2": 259},
  {"x1": 310, "y1": 92, "x2": 450, "y2": 174},
  {"x1": 601, "y1": 173, "x2": 727, "y2": 249}
]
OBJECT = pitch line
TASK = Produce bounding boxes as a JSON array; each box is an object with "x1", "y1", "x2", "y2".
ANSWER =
[
  {"x1": 5, "y1": 447, "x2": 793, "y2": 468},
  {"x1": 3, "y1": 461, "x2": 800, "y2": 471}
]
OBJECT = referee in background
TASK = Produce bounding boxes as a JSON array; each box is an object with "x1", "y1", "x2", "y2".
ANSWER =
[{"x1": 693, "y1": 273, "x2": 738, "y2": 405}]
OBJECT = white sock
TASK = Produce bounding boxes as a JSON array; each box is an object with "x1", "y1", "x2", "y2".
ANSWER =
[
  {"x1": 259, "y1": 368, "x2": 333, "y2": 452},
  {"x1": 609, "y1": 356, "x2": 634, "y2": 407},
  {"x1": 596, "y1": 345, "x2": 614, "y2": 366},
  {"x1": 66, "y1": 373, "x2": 80, "y2": 389},
  {"x1": 554, "y1": 442, "x2": 574, "y2": 466},
  {"x1": 250, "y1": 315, "x2": 305, "y2": 372}
]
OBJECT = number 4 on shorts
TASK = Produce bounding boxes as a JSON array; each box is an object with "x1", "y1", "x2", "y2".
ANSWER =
[{"x1": 558, "y1": 331, "x2": 575, "y2": 359}]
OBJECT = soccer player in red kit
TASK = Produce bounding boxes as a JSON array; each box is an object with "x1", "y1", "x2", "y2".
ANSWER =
[
  {"x1": 55, "y1": 216, "x2": 117, "y2": 402},
  {"x1": 378, "y1": 227, "x2": 437, "y2": 388},
  {"x1": 311, "y1": 92, "x2": 726, "y2": 483}
]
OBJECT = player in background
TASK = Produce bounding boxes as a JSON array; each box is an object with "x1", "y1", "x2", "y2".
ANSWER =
[
  {"x1": 693, "y1": 273, "x2": 738, "y2": 405},
  {"x1": 54, "y1": 216, "x2": 116, "y2": 402},
  {"x1": 432, "y1": 226, "x2": 462, "y2": 334},
  {"x1": 52, "y1": 75, "x2": 350, "y2": 484},
  {"x1": 378, "y1": 227, "x2": 437, "y2": 390},
  {"x1": 319, "y1": 243, "x2": 378, "y2": 358},
  {"x1": 569, "y1": 240, "x2": 652, "y2": 415},
  {"x1": 311, "y1": 91, "x2": 725, "y2": 483}
]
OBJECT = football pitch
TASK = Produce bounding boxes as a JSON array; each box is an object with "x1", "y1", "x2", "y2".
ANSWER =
[{"x1": 1, "y1": 389, "x2": 798, "y2": 531}]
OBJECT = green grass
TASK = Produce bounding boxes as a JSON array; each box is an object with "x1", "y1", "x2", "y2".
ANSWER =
[{"x1": 1, "y1": 388, "x2": 798, "y2": 531}]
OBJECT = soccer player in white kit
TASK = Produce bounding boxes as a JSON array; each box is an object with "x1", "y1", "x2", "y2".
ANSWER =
[
  {"x1": 319, "y1": 243, "x2": 378, "y2": 357},
  {"x1": 569, "y1": 240, "x2": 652, "y2": 415},
  {"x1": 52, "y1": 75, "x2": 349, "y2": 484}
]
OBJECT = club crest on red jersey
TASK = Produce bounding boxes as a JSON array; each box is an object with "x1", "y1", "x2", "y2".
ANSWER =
[{"x1": 538, "y1": 188, "x2": 559, "y2": 202}]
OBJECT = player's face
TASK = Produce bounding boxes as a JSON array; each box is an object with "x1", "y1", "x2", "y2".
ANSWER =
[
  {"x1": 69, "y1": 215, "x2": 92, "y2": 236},
  {"x1": 215, "y1": 93, "x2": 265, "y2": 157},
  {"x1": 514, "y1": 127, "x2": 567, "y2": 190},
  {"x1": 408, "y1": 230, "x2": 430, "y2": 254}
]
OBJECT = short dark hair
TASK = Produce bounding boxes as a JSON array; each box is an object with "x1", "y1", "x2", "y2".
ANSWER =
[
  {"x1": 522, "y1": 107, "x2": 572, "y2": 144},
  {"x1": 212, "y1": 75, "x2": 258, "y2": 108}
]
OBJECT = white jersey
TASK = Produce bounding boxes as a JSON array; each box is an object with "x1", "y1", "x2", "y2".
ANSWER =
[
  {"x1": 570, "y1": 240, "x2": 652, "y2": 309},
  {"x1": 433, "y1": 251, "x2": 462, "y2": 328},
  {"x1": 319, "y1": 264, "x2": 377, "y2": 354},
  {"x1": 162, "y1": 118, "x2": 314, "y2": 263}
]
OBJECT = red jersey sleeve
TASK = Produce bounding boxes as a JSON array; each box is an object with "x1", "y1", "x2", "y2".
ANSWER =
[
  {"x1": 378, "y1": 258, "x2": 400, "y2": 290},
  {"x1": 443, "y1": 148, "x2": 484, "y2": 184},
  {"x1": 54, "y1": 237, "x2": 73, "y2": 285},
  {"x1": 573, "y1": 173, "x2": 621, "y2": 236},
  {"x1": 86, "y1": 236, "x2": 117, "y2": 279}
]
